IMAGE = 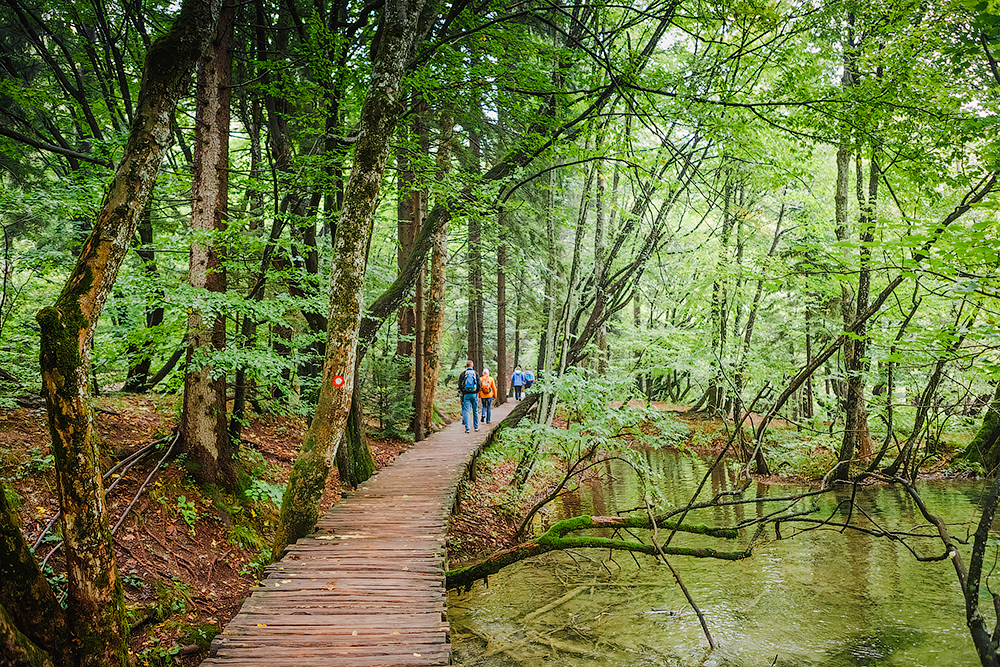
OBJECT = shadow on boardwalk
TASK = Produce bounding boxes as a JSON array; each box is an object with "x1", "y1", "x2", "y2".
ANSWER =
[{"x1": 202, "y1": 401, "x2": 514, "y2": 667}]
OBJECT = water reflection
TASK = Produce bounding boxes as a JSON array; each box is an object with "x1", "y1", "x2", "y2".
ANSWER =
[{"x1": 449, "y1": 450, "x2": 990, "y2": 666}]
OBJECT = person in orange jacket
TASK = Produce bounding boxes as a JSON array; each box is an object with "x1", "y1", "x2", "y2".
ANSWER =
[{"x1": 479, "y1": 368, "x2": 496, "y2": 424}]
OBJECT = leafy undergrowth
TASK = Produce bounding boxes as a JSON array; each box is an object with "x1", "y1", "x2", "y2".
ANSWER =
[{"x1": 0, "y1": 394, "x2": 413, "y2": 666}]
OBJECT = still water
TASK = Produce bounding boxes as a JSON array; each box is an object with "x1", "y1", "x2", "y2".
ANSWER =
[{"x1": 448, "y1": 451, "x2": 992, "y2": 666}]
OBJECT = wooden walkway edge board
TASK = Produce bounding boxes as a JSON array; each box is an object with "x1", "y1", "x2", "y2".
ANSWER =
[{"x1": 202, "y1": 401, "x2": 515, "y2": 666}]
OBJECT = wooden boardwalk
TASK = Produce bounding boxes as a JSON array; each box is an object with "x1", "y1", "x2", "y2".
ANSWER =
[{"x1": 202, "y1": 401, "x2": 513, "y2": 667}]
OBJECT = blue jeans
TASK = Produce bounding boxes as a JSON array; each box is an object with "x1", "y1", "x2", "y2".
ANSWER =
[
  {"x1": 461, "y1": 393, "x2": 479, "y2": 430},
  {"x1": 481, "y1": 398, "x2": 492, "y2": 423}
]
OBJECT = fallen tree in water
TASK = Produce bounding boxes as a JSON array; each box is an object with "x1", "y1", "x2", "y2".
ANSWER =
[{"x1": 445, "y1": 513, "x2": 745, "y2": 591}]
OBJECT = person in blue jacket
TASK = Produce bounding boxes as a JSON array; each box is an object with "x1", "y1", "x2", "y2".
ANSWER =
[
  {"x1": 457, "y1": 360, "x2": 481, "y2": 432},
  {"x1": 524, "y1": 369, "x2": 534, "y2": 391},
  {"x1": 511, "y1": 366, "x2": 525, "y2": 400}
]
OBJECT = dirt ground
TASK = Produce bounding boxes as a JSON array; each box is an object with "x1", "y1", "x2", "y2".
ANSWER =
[{"x1": 0, "y1": 395, "x2": 413, "y2": 666}]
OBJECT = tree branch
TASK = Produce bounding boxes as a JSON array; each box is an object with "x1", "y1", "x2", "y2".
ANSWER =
[{"x1": 0, "y1": 126, "x2": 113, "y2": 168}]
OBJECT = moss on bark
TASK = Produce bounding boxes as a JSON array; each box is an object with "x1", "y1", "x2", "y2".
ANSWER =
[
  {"x1": 0, "y1": 483, "x2": 71, "y2": 666},
  {"x1": 337, "y1": 383, "x2": 376, "y2": 488},
  {"x1": 964, "y1": 384, "x2": 1000, "y2": 473},
  {"x1": 273, "y1": 431, "x2": 331, "y2": 556},
  {"x1": 0, "y1": 602, "x2": 55, "y2": 667},
  {"x1": 30, "y1": 0, "x2": 218, "y2": 663}
]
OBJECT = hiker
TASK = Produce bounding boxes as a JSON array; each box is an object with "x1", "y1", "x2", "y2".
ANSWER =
[
  {"x1": 479, "y1": 368, "x2": 496, "y2": 424},
  {"x1": 511, "y1": 366, "x2": 525, "y2": 401},
  {"x1": 457, "y1": 360, "x2": 481, "y2": 432},
  {"x1": 524, "y1": 369, "x2": 534, "y2": 391}
]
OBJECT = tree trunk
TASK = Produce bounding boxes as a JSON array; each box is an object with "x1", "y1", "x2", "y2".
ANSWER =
[
  {"x1": 467, "y1": 129, "x2": 484, "y2": 374},
  {"x1": 396, "y1": 118, "x2": 416, "y2": 364},
  {"x1": 706, "y1": 172, "x2": 735, "y2": 415},
  {"x1": 274, "y1": 0, "x2": 428, "y2": 556},
  {"x1": 336, "y1": 374, "x2": 377, "y2": 487},
  {"x1": 411, "y1": 108, "x2": 429, "y2": 438},
  {"x1": 181, "y1": 0, "x2": 237, "y2": 489},
  {"x1": 495, "y1": 206, "x2": 509, "y2": 406},
  {"x1": 229, "y1": 87, "x2": 265, "y2": 441},
  {"x1": 420, "y1": 224, "x2": 448, "y2": 434},
  {"x1": 122, "y1": 201, "x2": 164, "y2": 393},
  {"x1": 536, "y1": 164, "x2": 560, "y2": 425},
  {"x1": 512, "y1": 275, "x2": 522, "y2": 395},
  {"x1": 420, "y1": 108, "x2": 454, "y2": 432},
  {"x1": 34, "y1": 0, "x2": 216, "y2": 663},
  {"x1": 0, "y1": 481, "x2": 72, "y2": 666},
  {"x1": 836, "y1": 149, "x2": 879, "y2": 481},
  {"x1": 412, "y1": 259, "x2": 425, "y2": 440},
  {"x1": 594, "y1": 144, "x2": 609, "y2": 374},
  {"x1": 965, "y1": 382, "x2": 1000, "y2": 474}
]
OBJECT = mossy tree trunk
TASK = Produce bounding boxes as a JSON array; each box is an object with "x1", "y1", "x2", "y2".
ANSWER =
[
  {"x1": 336, "y1": 374, "x2": 377, "y2": 488},
  {"x1": 181, "y1": 0, "x2": 238, "y2": 490},
  {"x1": 421, "y1": 212, "x2": 449, "y2": 434},
  {"x1": 273, "y1": 0, "x2": 428, "y2": 556},
  {"x1": 334, "y1": 108, "x2": 452, "y2": 476},
  {"x1": 33, "y1": 1, "x2": 217, "y2": 665},
  {"x1": 0, "y1": 482, "x2": 72, "y2": 666},
  {"x1": 964, "y1": 382, "x2": 1000, "y2": 474}
]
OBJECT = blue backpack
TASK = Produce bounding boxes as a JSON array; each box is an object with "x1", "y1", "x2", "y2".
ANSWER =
[{"x1": 463, "y1": 369, "x2": 477, "y2": 392}]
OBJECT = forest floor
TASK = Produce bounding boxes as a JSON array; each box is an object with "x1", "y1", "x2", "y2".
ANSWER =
[{"x1": 0, "y1": 394, "x2": 416, "y2": 666}]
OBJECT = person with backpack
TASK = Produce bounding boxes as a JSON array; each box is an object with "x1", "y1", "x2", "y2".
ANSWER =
[
  {"x1": 479, "y1": 368, "x2": 496, "y2": 424},
  {"x1": 511, "y1": 366, "x2": 525, "y2": 401},
  {"x1": 457, "y1": 360, "x2": 481, "y2": 432},
  {"x1": 524, "y1": 369, "x2": 534, "y2": 391}
]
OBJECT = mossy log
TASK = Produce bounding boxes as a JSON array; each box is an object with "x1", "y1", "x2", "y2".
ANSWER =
[{"x1": 446, "y1": 514, "x2": 745, "y2": 591}]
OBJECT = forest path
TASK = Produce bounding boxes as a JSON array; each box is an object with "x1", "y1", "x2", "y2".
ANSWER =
[{"x1": 201, "y1": 398, "x2": 515, "y2": 667}]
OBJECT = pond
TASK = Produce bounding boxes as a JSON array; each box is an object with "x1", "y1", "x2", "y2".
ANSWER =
[{"x1": 448, "y1": 450, "x2": 992, "y2": 666}]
